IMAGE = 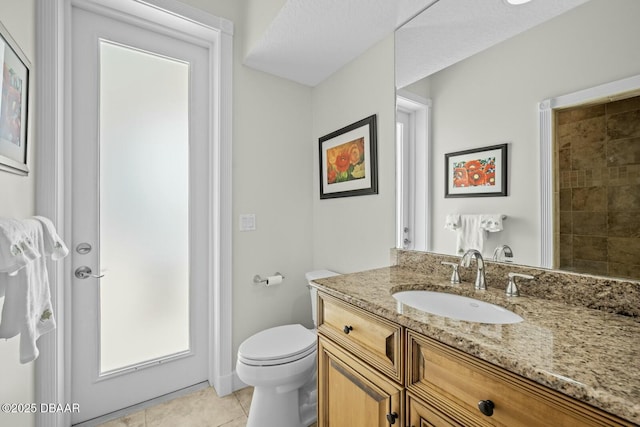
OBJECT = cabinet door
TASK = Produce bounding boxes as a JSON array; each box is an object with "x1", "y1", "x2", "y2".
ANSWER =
[
  {"x1": 407, "y1": 393, "x2": 464, "y2": 427},
  {"x1": 318, "y1": 337, "x2": 403, "y2": 427}
]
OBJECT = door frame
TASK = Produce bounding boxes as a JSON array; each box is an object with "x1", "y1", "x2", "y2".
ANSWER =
[
  {"x1": 395, "y1": 90, "x2": 431, "y2": 252},
  {"x1": 35, "y1": 1, "x2": 234, "y2": 426}
]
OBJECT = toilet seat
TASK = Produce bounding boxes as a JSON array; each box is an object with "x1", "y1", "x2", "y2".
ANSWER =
[{"x1": 238, "y1": 324, "x2": 316, "y2": 366}]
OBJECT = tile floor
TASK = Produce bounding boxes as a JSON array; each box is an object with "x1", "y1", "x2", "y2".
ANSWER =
[{"x1": 98, "y1": 387, "x2": 317, "y2": 427}]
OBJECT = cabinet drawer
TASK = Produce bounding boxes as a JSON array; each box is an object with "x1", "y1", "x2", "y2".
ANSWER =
[
  {"x1": 317, "y1": 292, "x2": 403, "y2": 383},
  {"x1": 407, "y1": 330, "x2": 632, "y2": 427}
]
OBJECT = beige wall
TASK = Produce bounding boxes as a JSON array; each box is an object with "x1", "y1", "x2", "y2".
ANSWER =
[
  {"x1": 311, "y1": 35, "x2": 396, "y2": 273},
  {"x1": 185, "y1": 0, "x2": 398, "y2": 359},
  {"x1": 182, "y1": 0, "x2": 398, "y2": 364},
  {"x1": 179, "y1": 0, "x2": 316, "y2": 358},
  {"x1": 0, "y1": 2, "x2": 36, "y2": 427}
]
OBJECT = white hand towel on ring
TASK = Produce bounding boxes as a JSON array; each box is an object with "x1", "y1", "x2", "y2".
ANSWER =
[
  {"x1": 444, "y1": 213, "x2": 461, "y2": 231},
  {"x1": 455, "y1": 215, "x2": 486, "y2": 255},
  {"x1": 480, "y1": 214, "x2": 504, "y2": 232}
]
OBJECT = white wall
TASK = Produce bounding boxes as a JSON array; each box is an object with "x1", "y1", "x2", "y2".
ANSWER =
[
  {"x1": 178, "y1": 0, "x2": 315, "y2": 359},
  {"x1": 311, "y1": 35, "x2": 396, "y2": 273},
  {"x1": 181, "y1": 0, "x2": 398, "y2": 377},
  {"x1": 0, "y1": 2, "x2": 36, "y2": 426},
  {"x1": 425, "y1": 0, "x2": 640, "y2": 266}
]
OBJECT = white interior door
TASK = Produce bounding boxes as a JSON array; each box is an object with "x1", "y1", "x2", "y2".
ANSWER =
[{"x1": 70, "y1": 5, "x2": 211, "y2": 424}]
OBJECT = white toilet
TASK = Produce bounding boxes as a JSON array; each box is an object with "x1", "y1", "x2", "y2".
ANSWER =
[{"x1": 236, "y1": 270, "x2": 339, "y2": 427}]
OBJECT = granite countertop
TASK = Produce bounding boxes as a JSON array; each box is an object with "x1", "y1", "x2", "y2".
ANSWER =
[{"x1": 311, "y1": 266, "x2": 640, "y2": 425}]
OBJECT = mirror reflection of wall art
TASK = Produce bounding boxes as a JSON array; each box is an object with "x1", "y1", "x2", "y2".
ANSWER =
[
  {"x1": 0, "y1": 21, "x2": 30, "y2": 176},
  {"x1": 319, "y1": 114, "x2": 378, "y2": 199},
  {"x1": 445, "y1": 144, "x2": 508, "y2": 198}
]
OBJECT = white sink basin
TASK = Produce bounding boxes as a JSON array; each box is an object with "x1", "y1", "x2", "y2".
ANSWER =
[{"x1": 393, "y1": 290, "x2": 523, "y2": 324}]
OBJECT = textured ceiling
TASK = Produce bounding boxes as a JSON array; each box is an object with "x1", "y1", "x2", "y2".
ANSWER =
[
  {"x1": 244, "y1": 0, "x2": 590, "y2": 88},
  {"x1": 396, "y1": 0, "x2": 590, "y2": 88},
  {"x1": 244, "y1": 0, "x2": 437, "y2": 86}
]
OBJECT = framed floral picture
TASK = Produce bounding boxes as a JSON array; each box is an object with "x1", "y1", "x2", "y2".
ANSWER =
[
  {"x1": 0, "y1": 20, "x2": 30, "y2": 175},
  {"x1": 445, "y1": 143, "x2": 508, "y2": 198},
  {"x1": 319, "y1": 115, "x2": 378, "y2": 199}
]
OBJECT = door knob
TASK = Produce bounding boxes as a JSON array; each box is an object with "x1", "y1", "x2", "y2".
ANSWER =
[{"x1": 75, "y1": 266, "x2": 105, "y2": 279}]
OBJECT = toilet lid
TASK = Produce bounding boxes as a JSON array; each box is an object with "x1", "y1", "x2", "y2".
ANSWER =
[{"x1": 238, "y1": 324, "x2": 316, "y2": 366}]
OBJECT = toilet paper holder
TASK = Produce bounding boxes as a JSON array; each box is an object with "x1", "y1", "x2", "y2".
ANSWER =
[{"x1": 253, "y1": 272, "x2": 285, "y2": 286}]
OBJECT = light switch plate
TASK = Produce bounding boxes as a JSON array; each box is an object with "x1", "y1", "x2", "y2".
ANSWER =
[{"x1": 239, "y1": 214, "x2": 256, "y2": 231}]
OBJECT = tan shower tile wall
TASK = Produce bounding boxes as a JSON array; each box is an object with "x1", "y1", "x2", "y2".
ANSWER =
[{"x1": 555, "y1": 95, "x2": 640, "y2": 279}]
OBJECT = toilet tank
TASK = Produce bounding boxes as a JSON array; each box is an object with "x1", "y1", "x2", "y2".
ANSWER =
[{"x1": 305, "y1": 270, "x2": 339, "y2": 327}]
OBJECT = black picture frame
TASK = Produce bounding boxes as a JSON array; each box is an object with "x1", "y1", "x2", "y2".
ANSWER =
[
  {"x1": 445, "y1": 143, "x2": 508, "y2": 198},
  {"x1": 0, "y1": 20, "x2": 31, "y2": 176},
  {"x1": 319, "y1": 114, "x2": 378, "y2": 199}
]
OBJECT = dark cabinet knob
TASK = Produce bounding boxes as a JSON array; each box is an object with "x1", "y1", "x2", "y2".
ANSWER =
[
  {"x1": 386, "y1": 411, "x2": 398, "y2": 424},
  {"x1": 343, "y1": 325, "x2": 353, "y2": 334},
  {"x1": 478, "y1": 399, "x2": 495, "y2": 416}
]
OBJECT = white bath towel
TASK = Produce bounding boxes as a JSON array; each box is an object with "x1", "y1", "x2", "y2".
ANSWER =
[
  {"x1": 0, "y1": 219, "x2": 40, "y2": 276},
  {"x1": 0, "y1": 218, "x2": 65, "y2": 363},
  {"x1": 34, "y1": 216, "x2": 69, "y2": 260}
]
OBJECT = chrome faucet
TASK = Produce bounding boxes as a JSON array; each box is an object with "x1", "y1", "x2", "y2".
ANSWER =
[
  {"x1": 460, "y1": 249, "x2": 487, "y2": 290},
  {"x1": 492, "y1": 245, "x2": 514, "y2": 262}
]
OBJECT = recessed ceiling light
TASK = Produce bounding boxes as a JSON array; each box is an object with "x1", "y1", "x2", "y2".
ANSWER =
[{"x1": 505, "y1": 0, "x2": 533, "y2": 5}]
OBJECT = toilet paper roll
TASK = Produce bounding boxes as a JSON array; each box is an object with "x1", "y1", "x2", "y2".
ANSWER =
[{"x1": 265, "y1": 275, "x2": 283, "y2": 286}]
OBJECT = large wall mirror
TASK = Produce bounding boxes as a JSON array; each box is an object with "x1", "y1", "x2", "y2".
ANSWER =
[{"x1": 395, "y1": 0, "x2": 640, "y2": 280}]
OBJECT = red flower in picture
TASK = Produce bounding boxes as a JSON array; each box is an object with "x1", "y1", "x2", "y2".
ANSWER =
[
  {"x1": 334, "y1": 149, "x2": 351, "y2": 173},
  {"x1": 327, "y1": 166, "x2": 337, "y2": 184},
  {"x1": 485, "y1": 172, "x2": 496, "y2": 186},
  {"x1": 465, "y1": 160, "x2": 483, "y2": 171},
  {"x1": 468, "y1": 169, "x2": 486, "y2": 186},
  {"x1": 453, "y1": 168, "x2": 469, "y2": 187}
]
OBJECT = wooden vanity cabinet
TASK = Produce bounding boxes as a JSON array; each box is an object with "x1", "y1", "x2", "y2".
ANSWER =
[
  {"x1": 406, "y1": 330, "x2": 634, "y2": 427},
  {"x1": 316, "y1": 292, "x2": 633, "y2": 427},
  {"x1": 317, "y1": 292, "x2": 404, "y2": 426}
]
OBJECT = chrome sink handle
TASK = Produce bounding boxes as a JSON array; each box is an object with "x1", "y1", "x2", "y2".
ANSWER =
[
  {"x1": 506, "y1": 272, "x2": 534, "y2": 297},
  {"x1": 441, "y1": 261, "x2": 460, "y2": 284}
]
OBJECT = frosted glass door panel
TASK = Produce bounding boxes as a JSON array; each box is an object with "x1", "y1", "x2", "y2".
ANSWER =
[{"x1": 99, "y1": 41, "x2": 190, "y2": 374}]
